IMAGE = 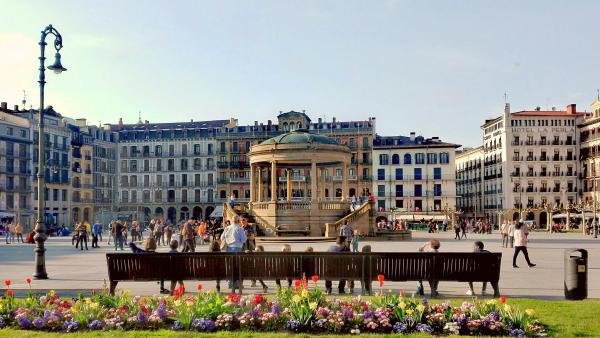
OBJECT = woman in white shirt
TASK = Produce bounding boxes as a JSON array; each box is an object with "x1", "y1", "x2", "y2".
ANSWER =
[{"x1": 512, "y1": 222, "x2": 536, "y2": 268}]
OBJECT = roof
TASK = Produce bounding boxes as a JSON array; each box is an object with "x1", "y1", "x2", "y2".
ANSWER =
[
  {"x1": 512, "y1": 111, "x2": 585, "y2": 117},
  {"x1": 277, "y1": 110, "x2": 311, "y2": 122},
  {"x1": 260, "y1": 129, "x2": 339, "y2": 145},
  {"x1": 373, "y1": 134, "x2": 461, "y2": 149},
  {"x1": 113, "y1": 120, "x2": 230, "y2": 131}
]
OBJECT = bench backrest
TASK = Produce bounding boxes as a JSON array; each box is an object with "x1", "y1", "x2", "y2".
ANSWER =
[{"x1": 106, "y1": 252, "x2": 501, "y2": 283}]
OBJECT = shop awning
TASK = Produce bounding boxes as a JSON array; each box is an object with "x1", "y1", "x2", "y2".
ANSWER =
[
  {"x1": 210, "y1": 205, "x2": 223, "y2": 218},
  {"x1": 394, "y1": 214, "x2": 448, "y2": 221}
]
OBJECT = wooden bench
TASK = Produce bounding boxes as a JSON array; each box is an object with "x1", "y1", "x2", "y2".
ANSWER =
[
  {"x1": 274, "y1": 226, "x2": 311, "y2": 236},
  {"x1": 106, "y1": 252, "x2": 501, "y2": 297}
]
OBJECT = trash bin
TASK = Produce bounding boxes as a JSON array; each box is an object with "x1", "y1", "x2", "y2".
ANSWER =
[{"x1": 564, "y1": 249, "x2": 588, "y2": 300}]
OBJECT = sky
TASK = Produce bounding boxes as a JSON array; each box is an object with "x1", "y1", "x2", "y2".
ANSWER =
[{"x1": 0, "y1": 0, "x2": 599, "y2": 147}]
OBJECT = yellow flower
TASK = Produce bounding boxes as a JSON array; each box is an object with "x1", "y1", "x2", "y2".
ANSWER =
[
  {"x1": 525, "y1": 309, "x2": 535, "y2": 316},
  {"x1": 185, "y1": 300, "x2": 194, "y2": 307},
  {"x1": 84, "y1": 297, "x2": 92, "y2": 304},
  {"x1": 174, "y1": 299, "x2": 182, "y2": 307},
  {"x1": 309, "y1": 302, "x2": 317, "y2": 310},
  {"x1": 292, "y1": 295, "x2": 301, "y2": 303},
  {"x1": 398, "y1": 302, "x2": 406, "y2": 309},
  {"x1": 486, "y1": 299, "x2": 497, "y2": 305},
  {"x1": 89, "y1": 302, "x2": 98, "y2": 310},
  {"x1": 416, "y1": 304, "x2": 425, "y2": 312},
  {"x1": 301, "y1": 289, "x2": 309, "y2": 298},
  {"x1": 71, "y1": 307, "x2": 77, "y2": 314},
  {"x1": 48, "y1": 290, "x2": 56, "y2": 297},
  {"x1": 405, "y1": 309, "x2": 414, "y2": 316},
  {"x1": 504, "y1": 304, "x2": 511, "y2": 311}
]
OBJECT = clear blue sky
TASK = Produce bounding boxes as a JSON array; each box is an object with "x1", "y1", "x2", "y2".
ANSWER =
[{"x1": 1, "y1": 0, "x2": 598, "y2": 147}]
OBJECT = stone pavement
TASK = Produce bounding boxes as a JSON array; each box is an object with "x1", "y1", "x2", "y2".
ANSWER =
[{"x1": 0, "y1": 231, "x2": 598, "y2": 300}]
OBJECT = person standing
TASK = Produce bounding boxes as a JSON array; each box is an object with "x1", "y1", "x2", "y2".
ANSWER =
[
  {"x1": 182, "y1": 220, "x2": 196, "y2": 252},
  {"x1": 340, "y1": 221, "x2": 353, "y2": 247},
  {"x1": 75, "y1": 222, "x2": 88, "y2": 250},
  {"x1": 500, "y1": 221, "x2": 509, "y2": 248},
  {"x1": 513, "y1": 222, "x2": 536, "y2": 268},
  {"x1": 351, "y1": 230, "x2": 361, "y2": 252},
  {"x1": 15, "y1": 223, "x2": 23, "y2": 243},
  {"x1": 508, "y1": 221, "x2": 515, "y2": 248},
  {"x1": 91, "y1": 221, "x2": 101, "y2": 248},
  {"x1": 454, "y1": 222, "x2": 461, "y2": 240},
  {"x1": 114, "y1": 221, "x2": 125, "y2": 251},
  {"x1": 221, "y1": 216, "x2": 247, "y2": 292},
  {"x1": 5, "y1": 222, "x2": 14, "y2": 244}
]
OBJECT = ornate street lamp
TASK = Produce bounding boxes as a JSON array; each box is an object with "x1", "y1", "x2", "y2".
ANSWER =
[{"x1": 34, "y1": 24, "x2": 67, "y2": 279}]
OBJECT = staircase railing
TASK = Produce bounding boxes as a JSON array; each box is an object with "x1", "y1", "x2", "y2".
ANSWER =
[
  {"x1": 223, "y1": 202, "x2": 240, "y2": 223},
  {"x1": 334, "y1": 202, "x2": 371, "y2": 231}
]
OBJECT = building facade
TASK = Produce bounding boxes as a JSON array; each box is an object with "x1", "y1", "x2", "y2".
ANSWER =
[
  {"x1": 113, "y1": 118, "x2": 228, "y2": 223},
  {"x1": 482, "y1": 103, "x2": 584, "y2": 225},
  {"x1": 0, "y1": 103, "x2": 33, "y2": 228},
  {"x1": 90, "y1": 124, "x2": 118, "y2": 224},
  {"x1": 578, "y1": 99, "x2": 600, "y2": 204},
  {"x1": 455, "y1": 146, "x2": 484, "y2": 218},
  {"x1": 372, "y1": 133, "x2": 460, "y2": 219}
]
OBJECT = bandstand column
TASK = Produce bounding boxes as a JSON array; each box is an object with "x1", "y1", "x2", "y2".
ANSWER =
[
  {"x1": 311, "y1": 161, "x2": 317, "y2": 203},
  {"x1": 342, "y1": 162, "x2": 348, "y2": 201},
  {"x1": 257, "y1": 167, "x2": 262, "y2": 202},
  {"x1": 286, "y1": 168, "x2": 292, "y2": 201},
  {"x1": 271, "y1": 161, "x2": 277, "y2": 202},
  {"x1": 249, "y1": 165, "x2": 255, "y2": 202}
]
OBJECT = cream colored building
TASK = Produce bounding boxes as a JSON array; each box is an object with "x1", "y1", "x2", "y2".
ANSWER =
[
  {"x1": 579, "y1": 99, "x2": 600, "y2": 204},
  {"x1": 455, "y1": 146, "x2": 484, "y2": 218},
  {"x1": 372, "y1": 133, "x2": 460, "y2": 220},
  {"x1": 482, "y1": 103, "x2": 584, "y2": 225}
]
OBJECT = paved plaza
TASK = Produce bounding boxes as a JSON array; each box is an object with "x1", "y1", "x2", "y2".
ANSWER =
[{"x1": 0, "y1": 231, "x2": 598, "y2": 300}]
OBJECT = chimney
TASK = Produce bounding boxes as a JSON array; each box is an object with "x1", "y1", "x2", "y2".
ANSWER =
[
  {"x1": 0, "y1": 102, "x2": 6, "y2": 109},
  {"x1": 410, "y1": 132, "x2": 416, "y2": 141},
  {"x1": 144, "y1": 120, "x2": 149, "y2": 124},
  {"x1": 76, "y1": 118, "x2": 87, "y2": 127},
  {"x1": 254, "y1": 121, "x2": 258, "y2": 126},
  {"x1": 13, "y1": 105, "x2": 18, "y2": 111},
  {"x1": 332, "y1": 117, "x2": 336, "y2": 123},
  {"x1": 103, "y1": 123, "x2": 111, "y2": 131},
  {"x1": 318, "y1": 117, "x2": 322, "y2": 123},
  {"x1": 567, "y1": 104, "x2": 576, "y2": 115}
]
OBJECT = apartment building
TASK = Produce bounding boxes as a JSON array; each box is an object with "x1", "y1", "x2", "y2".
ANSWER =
[
  {"x1": 579, "y1": 98, "x2": 600, "y2": 204},
  {"x1": 455, "y1": 146, "x2": 484, "y2": 218}
]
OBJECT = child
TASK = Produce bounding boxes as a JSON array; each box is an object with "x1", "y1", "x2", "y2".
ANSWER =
[
  {"x1": 255, "y1": 245, "x2": 268, "y2": 293},
  {"x1": 208, "y1": 240, "x2": 222, "y2": 292},
  {"x1": 351, "y1": 230, "x2": 361, "y2": 252}
]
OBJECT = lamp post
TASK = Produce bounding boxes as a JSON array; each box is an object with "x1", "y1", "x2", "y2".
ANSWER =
[{"x1": 34, "y1": 24, "x2": 67, "y2": 279}]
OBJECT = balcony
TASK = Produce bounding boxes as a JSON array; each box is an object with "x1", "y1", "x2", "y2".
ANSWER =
[
  {"x1": 360, "y1": 175, "x2": 372, "y2": 181},
  {"x1": 278, "y1": 176, "x2": 307, "y2": 182},
  {"x1": 512, "y1": 156, "x2": 521, "y2": 161},
  {"x1": 217, "y1": 161, "x2": 229, "y2": 168},
  {"x1": 230, "y1": 177, "x2": 250, "y2": 183}
]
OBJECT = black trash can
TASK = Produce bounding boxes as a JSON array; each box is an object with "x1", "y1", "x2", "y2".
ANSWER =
[{"x1": 564, "y1": 249, "x2": 588, "y2": 300}]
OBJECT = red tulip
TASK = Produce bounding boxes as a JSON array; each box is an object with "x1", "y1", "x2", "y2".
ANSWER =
[
  {"x1": 197, "y1": 283, "x2": 203, "y2": 291},
  {"x1": 6, "y1": 290, "x2": 13, "y2": 297},
  {"x1": 4, "y1": 279, "x2": 11, "y2": 287},
  {"x1": 500, "y1": 296, "x2": 507, "y2": 304},
  {"x1": 399, "y1": 290, "x2": 405, "y2": 297},
  {"x1": 377, "y1": 274, "x2": 384, "y2": 282},
  {"x1": 25, "y1": 278, "x2": 31, "y2": 284},
  {"x1": 311, "y1": 275, "x2": 319, "y2": 283},
  {"x1": 294, "y1": 280, "x2": 301, "y2": 287}
]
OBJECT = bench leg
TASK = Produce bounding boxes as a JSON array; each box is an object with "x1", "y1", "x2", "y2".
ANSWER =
[
  {"x1": 491, "y1": 281, "x2": 500, "y2": 297},
  {"x1": 109, "y1": 281, "x2": 118, "y2": 295}
]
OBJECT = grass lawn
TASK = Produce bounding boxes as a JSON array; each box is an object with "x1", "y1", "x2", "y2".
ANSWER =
[{"x1": 0, "y1": 298, "x2": 598, "y2": 337}]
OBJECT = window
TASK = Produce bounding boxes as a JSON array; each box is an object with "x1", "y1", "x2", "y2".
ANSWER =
[
  {"x1": 415, "y1": 153, "x2": 425, "y2": 164},
  {"x1": 155, "y1": 145, "x2": 162, "y2": 156},
  {"x1": 433, "y1": 167, "x2": 441, "y2": 180},
  {"x1": 392, "y1": 154, "x2": 400, "y2": 164},
  {"x1": 378, "y1": 200, "x2": 385, "y2": 210},
  {"x1": 395, "y1": 185, "x2": 403, "y2": 197},
  {"x1": 395, "y1": 200, "x2": 403, "y2": 208},
  {"x1": 379, "y1": 154, "x2": 389, "y2": 165},
  {"x1": 434, "y1": 184, "x2": 442, "y2": 196},
  {"x1": 377, "y1": 185, "x2": 385, "y2": 197},
  {"x1": 395, "y1": 168, "x2": 403, "y2": 180},
  {"x1": 404, "y1": 154, "x2": 412, "y2": 164},
  {"x1": 414, "y1": 184, "x2": 422, "y2": 197},
  {"x1": 427, "y1": 153, "x2": 437, "y2": 164},
  {"x1": 377, "y1": 169, "x2": 385, "y2": 180},
  {"x1": 439, "y1": 152, "x2": 449, "y2": 164},
  {"x1": 414, "y1": 168, "x2": 422, "y2": 180}
]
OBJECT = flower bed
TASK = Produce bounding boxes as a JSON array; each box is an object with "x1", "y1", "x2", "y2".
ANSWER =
[{"x1": 0, "y1": 277, "x2": 546, "y2": 336}]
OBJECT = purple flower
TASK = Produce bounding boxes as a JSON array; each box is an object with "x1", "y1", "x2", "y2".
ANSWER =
[
  {"x1": 137, "y1": 311, "x2": 148, "y2": 325},
  {"x1": 363, "y1": 310, "x2": 374, "y2": 319},
  {"x1": 421, "y1": 298, "x2": 429, "y2": 306},
  {"x1": 509, "y1": 328, "x2": 525, "y2": 337},
  {"x1": 271, "y1": 300, "x2": 281, "y2": 315},
  {"x1": 62, "y1": 318, "x2": 79, "y2": 332},
  {"x1": 43, "y1": 310, "x2": 51, "y2": 319},
  {"x1": 416, "y1": 323, "x2": 433, "y2": 333},
  {"x1": 249, "y1": 308, "x2": 261, "y2": 318},
  {"x1": 489, "y1": 311, "x2": 500, "y2": 321},
  {"x1": 0, "y1": 316, "x2": 5, "y2": 329},
  {"x1": 88, "y1": 320, "x2": 105, "y2": 330},
  {"x1": 342, "y1": 308, "x2": 354, "y2": 320},
  {"x1": 171, "y1": 320, "x2": 183, "y2": 331},
  {"x1": 156, "y1": 303, "x2": 167, "y2": 319},
  {"x1": 17, "y1": 316, "x2": 31, "y2": 328},
  {"x1": 286, "y1": 319, "x2": 300, "y2": 331},
  {"x1": 393, "y1": 322, "x2": 407, "y2": 333},
  {"x1": 32, "y1": 317, "x2": 45, "y2": 329},
  {"x1": 191, "y1": 318, "x2": 216, "y2": 332},
  {"x1": 311, "y1": 319, "x2": 325, "y2": 329}
]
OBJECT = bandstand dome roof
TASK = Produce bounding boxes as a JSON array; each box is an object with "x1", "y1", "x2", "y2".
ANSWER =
[{"x1": 260, "y1": 129, "x2": 339, "y2": 146}]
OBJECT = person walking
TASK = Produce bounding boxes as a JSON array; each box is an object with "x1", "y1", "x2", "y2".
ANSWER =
[
  {"x1": 500, "y1": 221, "x2": 508, "y2": 248},
  {"x1": 460, "y1": 222, "x2": 468, "y2": 239},
  {"x1": 114, "y1": 221, "x2": 125, "y2": 251},
  {"x1": 181, "y1": 220, "x2": 195, "y2": 252},
  {"x1": 107, "y1": 221, "x2": 114, "y2": 246},
  {"x1": 351, "y1": 230, "x2": 361, "y2": 253},
  {"x1": 513, "y1": 222, "x2": 536, "y2": 268},
  {"x1": 75, "y1": 222, "x2": 88, "y2": 250},
  {"x1": 454, "y1": 222, "x2": 461, "y2": 240},
  {"x1": 5, "y1": 222, "x2": 14, "y2": 244},
  {"x1": 508, "y1": 221, "x2": 515, "y2": 248},
  {"x1": 15, "y1": 223, "x2": 23, "y2": 243},
  {"x1": 221, "y1": 216, "x2": 247, "y2": 292}
]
